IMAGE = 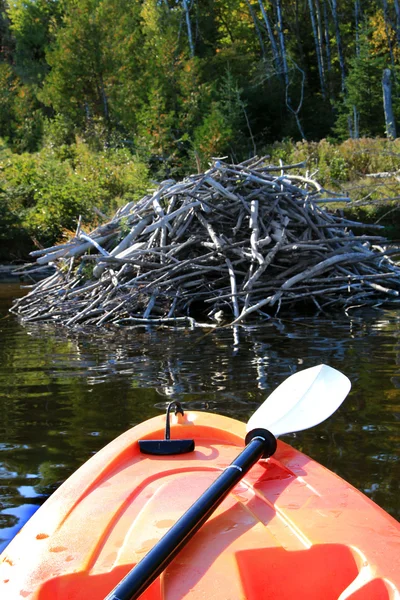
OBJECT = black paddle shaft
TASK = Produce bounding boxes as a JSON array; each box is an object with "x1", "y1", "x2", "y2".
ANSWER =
[{"x1": 105, "y1": 428, "x2": 276, "y2": 600}]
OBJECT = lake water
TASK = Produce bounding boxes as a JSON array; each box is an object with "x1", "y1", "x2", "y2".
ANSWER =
[{"x1": 0, "y1": 282, "x2": 399, "y2": 552}]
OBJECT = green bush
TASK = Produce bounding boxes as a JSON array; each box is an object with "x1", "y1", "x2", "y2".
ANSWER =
[
  {"x1": 266, "y1": 138, "x2": 400, "y2": 190},
  {"x1": 0, "y1": 141, "x2": 149, "y2": 255},
  {"x1": 1, "y1": 135, "x2": 400, "y2": 261}
]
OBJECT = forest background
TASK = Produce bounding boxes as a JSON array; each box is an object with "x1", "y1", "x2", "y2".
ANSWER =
[{"x1": 1, "y1": 0, "x2": 400, "y2": 260}]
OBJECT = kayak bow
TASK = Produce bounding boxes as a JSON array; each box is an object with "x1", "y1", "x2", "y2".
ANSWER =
[
  {"x1": 0, "y1": 366, "x2": 399, "y2": 600},
  {"x1": 107, "y1": 363, "x2": 351, "y2": 600}
]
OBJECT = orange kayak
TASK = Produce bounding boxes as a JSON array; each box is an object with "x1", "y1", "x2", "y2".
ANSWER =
[{"x1": 1, "y1": 410, "x2": 399, "y2": 600}]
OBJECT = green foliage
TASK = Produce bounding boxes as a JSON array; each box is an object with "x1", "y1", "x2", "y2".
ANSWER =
[
  {"x1": 39, "y1": 0, "x2": 146, "y2": 139},
  {"x1": 191, "y1": 69, "x2": 246, "y2": 168},
  {"x1": 334, "y1": 10, "x2": 400, "y2": 140},
  {"x1": 42, "y1": 113, "x2": 76, "y2": 158},
  {"x1": 193, "y1": 102, "x2": 232, "y2": 164},
  {"x1": 267, "y1": 138, "x2": 400, "y2": 189},
  {"x1": 0, "y1": 141, "x2": 149, "y2": 252},
  {"x1": 135, "y1": 86, "x2": 176, "y2": 163},
  {"x1": 6, "y1": 0, "x2": 62, "y2": 84},
  {"x1": 39, "y1": 0, "x2": 109, "y2": 127},
  {"x1": 1, "y1": 0, "x2": 400, "y2": 259},
  {"x1": 1, "y1": 0, "x2": 400, "y2": 159},
  {"x1": 0, "y1": 63, "x2": 15, "y2": 141},
  {"x1": 0, "y1": 64, "x2": 44, "y2": 152},
  {"x1": 3, "y1": 0, "x2": 400, "y2": 161},
  {"x1": 0, "y1": 0, "x2": 14, "y2": 63}
]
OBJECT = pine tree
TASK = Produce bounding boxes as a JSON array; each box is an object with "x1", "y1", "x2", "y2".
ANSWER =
[
  {"x1": 334, "y1": 19, "x2": 400, "y2": 139},
  {"x1": 6, "y1": 0, "x2": 62, "y2": 85}
]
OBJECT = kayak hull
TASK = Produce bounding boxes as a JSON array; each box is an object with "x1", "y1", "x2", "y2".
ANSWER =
[{"x1": 1, "y1": 411, "x2": 399, "y2": 599}]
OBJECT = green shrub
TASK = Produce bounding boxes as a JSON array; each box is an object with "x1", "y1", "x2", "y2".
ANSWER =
[
  {"x1": 1, "y1": 135, "x2": 400, "y2": 260},
  {"x1": 266, "y1": 138, "x2": 400, "y2": 190},
  {"x1": 0, "y1": 141, "x2": 149, "y2": 255}
]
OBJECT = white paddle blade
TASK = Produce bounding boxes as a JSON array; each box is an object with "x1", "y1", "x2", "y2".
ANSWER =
[{"x1": 246, "y1": 364, "x2": 351, "y2": 437}]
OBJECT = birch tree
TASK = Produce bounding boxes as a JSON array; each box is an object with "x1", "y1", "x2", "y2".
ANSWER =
[
  {"x1": 286, "y1": 59, "x2": 307, "y2": 139},
  {"x1": 244, "y1": 0, "x2": 267, "y2": 59},
  {"x1": 382, "y1": 68, "x2": 396, "y2": 138},
  {"x1": 354, "y1": 0, "x2": 361, "y2": 57},
  {"x1": 275, "y1": 0, "x2": 289, "y2": 87},
  {"x1": 182, "y1": 0, "x2": 195, "y2": 57},
  {"x1": 308, "y1": 0, "x2": 326, "y2": 98},
  {"x1": 353, "y1": 0, "x2": 361, "y2": 137},
  {"x1": 314, "y1": 0, "x2": 326, "y2": 76},
  {"x1": 257, "y1": 0, "x2": 281, "y2": 73},
  {"x1": 322, "y1": 0, "x2": 332, "y2": 72}
]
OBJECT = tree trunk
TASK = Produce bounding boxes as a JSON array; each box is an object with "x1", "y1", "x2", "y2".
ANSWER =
[
  {"x1": 257, "y1": 0, "x2": 281, "y2": 73},
  {"x1": 347, "y1": 116, "x2": 353, "y2": 139},
  {"x1": 245, "y1": 0, "x2": 266, "y2": 59},
  {"x1": 99, "y1": 76, "x2": 109, "y2": 123},
  {"x1": 285, "y1": 60, "x2": 307, "y2": 140},
  {"x1": 308, "y1": 0, "x2": 326, "y2": 98},
  {"x1": 322, "y1": 0, "x2": 332, "y2": 72},
  {"x1": 354, "y1": 0, "x2": 361, "y2": 57},
  {"x1": 314, "y1": 0, "x2": 326, "y2": 74},
  {"x1": 182, "y1": 0, "x2": 195, "y2": 57},
  {"x1": 275, "y1": 0, "x2": 289, "y2": 87},
  {"x1": 382, "y1": 68, "x2": 397, "y2": 138},
  {"x1": 353, "y1": 105, "x2": 359, "y2": 139}
]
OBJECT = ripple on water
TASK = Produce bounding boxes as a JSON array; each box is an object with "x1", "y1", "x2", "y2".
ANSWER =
[{"x1": 0, "y1": 287, "x2": 400, "y2": 554}]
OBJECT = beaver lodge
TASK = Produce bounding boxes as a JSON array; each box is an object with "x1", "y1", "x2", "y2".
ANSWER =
[{"x1": 11, "y1": 157, "x2": 400, "y2": 329}]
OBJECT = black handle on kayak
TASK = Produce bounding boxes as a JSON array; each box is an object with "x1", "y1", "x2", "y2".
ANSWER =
[{"x1": 104, "y1": 428, "x2": 277, "y2": 600}]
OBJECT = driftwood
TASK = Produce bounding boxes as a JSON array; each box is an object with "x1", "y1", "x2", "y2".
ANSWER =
[{"x1": 11, "y1": 156, "x2": 400, "y2": 329}]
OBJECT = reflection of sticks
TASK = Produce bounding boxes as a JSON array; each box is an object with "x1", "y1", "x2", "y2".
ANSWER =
[
  {"x1": 11, "y1": 156, "x2": 400, "y2": 330},
  {"x1": 226, "y1": 258, "x2": 240, "y2": 319}
]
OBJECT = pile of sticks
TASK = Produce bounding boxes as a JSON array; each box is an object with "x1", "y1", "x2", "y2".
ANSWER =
[{"x1": 11, "y1": 157, "x2": 400, "y2": 328}]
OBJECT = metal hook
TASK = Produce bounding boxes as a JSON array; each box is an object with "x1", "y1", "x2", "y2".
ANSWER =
[
  {"x1": 165, "y1": 401, "x2": 184, "y2": 440},
  {"x1": 139, "y1": 401, "x2": 194, "y2": 455}
]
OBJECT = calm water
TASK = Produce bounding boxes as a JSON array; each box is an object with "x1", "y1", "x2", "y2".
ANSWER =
[{"x1": 0, "y1": 283, "x2": 399, "y2": 552}]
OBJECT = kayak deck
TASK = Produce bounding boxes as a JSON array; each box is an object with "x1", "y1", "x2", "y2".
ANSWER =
[{"x1": 1, "y1": 411, "x2": 399, "y2": 599}]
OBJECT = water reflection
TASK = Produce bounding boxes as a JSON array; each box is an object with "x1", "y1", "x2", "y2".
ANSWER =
[{"x1": 0, "y1": 283, "x2": 399, "y2": 552}]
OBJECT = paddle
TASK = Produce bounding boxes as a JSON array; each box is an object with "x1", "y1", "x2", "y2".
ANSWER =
[{"x1": 105, "y1": 364, "x2": 351, "y2": 600}]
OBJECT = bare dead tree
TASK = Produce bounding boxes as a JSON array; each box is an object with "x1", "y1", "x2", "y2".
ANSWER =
[
  {"x1": 352, "y1": 0, "x2": 362, "y2": 139},
  {"x1": 347, "y1": 116, "x2": 353, "y2": 139},
  {"x1": 270, "y1": 1, "x2": 306, "y2": 138},
  {"x1": 99, "y1": 75, "x2": 110, "y2": 124},
  {"x1": 353, "y1": 106, "x2": 359, "y2": 139},
  {"x1": 314, "y1": 0, "x2": 327, "y2": 78},
  {"x1": 322, "y1": 0, "x2": 332, "y2": 72},
  {"x1": 308, "y1": 0, "x2": 326, "y2": 98},
  {"x1": 182, "y1": 0, "x2": 195, "y2": 57},
  {"x1": 286, "y1": 60, "x2": 307, "y2": 140},
  {"x1": 245, "y1": 0, "x2": 267, "y2": 59},
  {"x1": 354, "y1": 0, "x2": 361, "y2": 57},
  {"x1": 275, "y1": 0, "x2": 289, "y2": 87},
  {"x1": 239, "y1": 97, "x2": 257, "y2": 156},
  {"x1": 257, "y1": 0, "x2": 281, "y2": 74},
  {"x1": 382, "y1": 68, "x2": 397, "y2": 138}
]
